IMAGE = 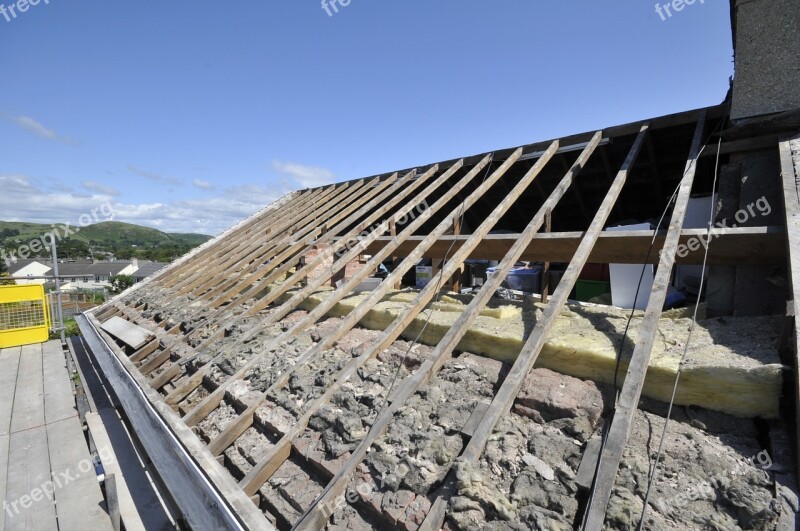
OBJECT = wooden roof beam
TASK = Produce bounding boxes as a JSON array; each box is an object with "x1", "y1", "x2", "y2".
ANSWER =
[{"x1": 582, "y1": 111, "x2": 707, "y2": 530}]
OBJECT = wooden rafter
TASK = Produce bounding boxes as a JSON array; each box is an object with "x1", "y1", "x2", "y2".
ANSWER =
[
  {"x1": 293, "y1": 134, "x2": 603, "y2": 529},
  {"x1": 161, "y1": 158, "x2": 485, "y2": 407},
  {"x1": 778, "y1": 134, "x2": 800, "y2": 486},
  {"x1": 582, "y1": 112, "x2": 707, "y2": 530},
  {"x1": 163, "y1": 188, "x2": 326, "y2": 293},
  {"x1": 362, "y1": 226, "x2": 785, "y2": 265},
  {"x1": 420, "y1": 124, "x2": 650, "y2": 530},
  {"x1": 174, "y1": 182, "x2": 356, "y2": 296},
  {"x1": 207, "y1": 142, "x2": 559, "y2": 465},
  {"x1": 142, "y1": 164, "x2": 449, "y2": 392},
  {"x1": 189, "y1": 176, "x2": 383, "y2": 300},
  {"x1": 216, "y1": 165, "x2": 439, "y2": 315},
  {"x1": 176, "y1": 153, "x2": 519, "y2": 427},
  {"x1": 154, "y1": 190, "x2": 309, "y2": 290},
  {"x1": 199, "y1": 173, "x2": 402, "y2": 303}
]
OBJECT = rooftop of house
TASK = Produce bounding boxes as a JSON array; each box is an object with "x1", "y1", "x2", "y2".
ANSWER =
[{"x1": 8, "y1": 259, "x2": 167, "y2": 278}]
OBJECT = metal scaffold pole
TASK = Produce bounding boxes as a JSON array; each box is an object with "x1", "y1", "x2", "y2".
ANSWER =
[{"x1": 50, "y1": 239, "x2": 66, "y2": 344}]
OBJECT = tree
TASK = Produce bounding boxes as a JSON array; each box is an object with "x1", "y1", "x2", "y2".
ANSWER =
[
  {"x1": 0, "y1": 273, "x2": 14, "y2": 286},
  {"x1": 109, "y1": 274, "x2": 135, "y2": 294}
]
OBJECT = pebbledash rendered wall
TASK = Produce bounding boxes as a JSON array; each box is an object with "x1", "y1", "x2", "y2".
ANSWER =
[{"x1": 731, "y1": 0, "x2": 800, "y2": 119}]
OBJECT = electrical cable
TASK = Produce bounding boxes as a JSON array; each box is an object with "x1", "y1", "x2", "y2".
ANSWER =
[
  {"x1": 581, "y1": 115, "x2": 727, "y2": 530},
  {"x1": 377, "y1": 154, "x2": 495, "y2": 417},
  {"x1": 635, "y1": 134, "x2": 723, "y2": 530}
]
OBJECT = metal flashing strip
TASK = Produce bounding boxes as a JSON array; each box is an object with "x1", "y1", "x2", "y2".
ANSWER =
[{"x1": 76, "y1": 313, "x2": 266, "y2": 531}]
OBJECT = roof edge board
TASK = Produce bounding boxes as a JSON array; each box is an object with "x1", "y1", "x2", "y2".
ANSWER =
[{"x1": 316, "y1": 104, "x2": 727, "y2": 191}]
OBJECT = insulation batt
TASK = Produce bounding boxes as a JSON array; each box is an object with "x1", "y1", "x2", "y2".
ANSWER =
[{"x1": 272, "y1": 285, "x2": 784, "y2": 418}]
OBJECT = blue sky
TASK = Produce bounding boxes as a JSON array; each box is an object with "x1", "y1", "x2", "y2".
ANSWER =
[{"x1": 0, "y1": 1, "x2": 733, "y2": 235}]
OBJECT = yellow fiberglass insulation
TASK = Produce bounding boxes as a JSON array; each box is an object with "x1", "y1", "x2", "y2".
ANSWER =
[{"x1": 272, "y1": 285, "x2": 784, "y2": 419}]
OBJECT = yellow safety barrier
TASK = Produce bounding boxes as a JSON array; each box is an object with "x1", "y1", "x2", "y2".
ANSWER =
[{"x1": 0, "y1": 284, "x2": 51, "y2": 348}]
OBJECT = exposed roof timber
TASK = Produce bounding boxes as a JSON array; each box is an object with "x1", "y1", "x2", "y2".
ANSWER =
[
  {"x1": 77, "y1": 315, "x2": 273, "y2": 531},
  {"x1": 160, "y1": 159, "x2": 478, "y2": 410},
  {"x1": 329, "y1": 104, "x2": 728, "y2": 189},
  {"x1": 179, "y1": 154, "x2": 523, "y2": 429},
  {"x1": 79, "y1": 101, "x2": 798, "y2": 529},
  {"x1": 517, "y1": 137, "x2": 610, "y2": 161},
  {"x1": 175, "y1": 182, "x2": 355, "y2": 296},
  {"x1": 294, "y1": 135, "x2": 603, "y2": 529},
  {"x1": 362, "y1": 226, "x2": 784, "y2": 266},
  {"x1": 153, "y1": 189, "x2": 306, "y2": 291},
  {"x1": 213, "y1": 142, "x2": 561, "y2": 491},
  {"x1": 421, "y1": 123, "x2": 652, "y2": 531},
  {"x1": 778, "y1": 134, "x2": 800, "y2": 487},
  {"x1": 582, "y1": 111, "x2": 707, "y2": 529},
  {"x1": 724, "y1": 108, "x2": 800, "y2": 139},
  {"x1": 149, "y1": 162, "x2": 462, "y2": 398},
  {"x1": 198, "y1": 173, "x2": 403, "y2": 303}
]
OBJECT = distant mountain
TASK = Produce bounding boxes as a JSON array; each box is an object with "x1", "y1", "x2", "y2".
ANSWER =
[{"x1": 0, "y1": 221, "x2": 213, "y2": 264}]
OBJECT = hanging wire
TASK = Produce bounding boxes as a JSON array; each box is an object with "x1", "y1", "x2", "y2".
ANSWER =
[
  {"x1": 635, "y1": 134, "x2": 723, "y2": 530},
  {"x1": 581, "y1": 115, "x2": 727, "y2": 530},
  {"x1": 377, "y1": 154, "x2": 495, "y2": 416}
]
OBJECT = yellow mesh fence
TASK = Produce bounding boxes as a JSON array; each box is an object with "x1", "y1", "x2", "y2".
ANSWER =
[{"x1": 0, "y1": 285, "x2": 51, "y2": 348}]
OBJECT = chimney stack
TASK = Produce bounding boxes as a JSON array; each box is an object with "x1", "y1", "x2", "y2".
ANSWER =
[{"x1": 731, "y1": 0, "x2": 800, "y2": 119}]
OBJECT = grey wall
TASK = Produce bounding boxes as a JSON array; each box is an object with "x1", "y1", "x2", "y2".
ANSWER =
[{"x1": 731, "y1": 0, "x2": 800, "y2": 119}]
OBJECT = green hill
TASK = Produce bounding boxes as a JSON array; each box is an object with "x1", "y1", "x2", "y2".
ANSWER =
[{"x1": 0, "y1": 221, "x2": 212, "y2": 263}]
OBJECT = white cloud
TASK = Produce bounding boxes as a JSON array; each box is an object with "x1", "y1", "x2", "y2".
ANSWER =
[
  {"x1": 127, "y1": 165, "x2": 182, "y2": 186},
  {"x1": 15, "y1": 115, "x2": 56, "y2": 140},
  {"x1": 272, "y1": 160, "x2": 337, "y2": 189},
  {"x1": 82, "y1": 180, "x2": 119, "y2": 196},
  {"x1": 4, "y1": 115, "x2": 78, "y2": 145},
  {"x1": 0, "y1": 174, "x2": 293, "y2": 236},
  {"x1": 192, "y1": 179, "x2": 213, "y2": 190}
]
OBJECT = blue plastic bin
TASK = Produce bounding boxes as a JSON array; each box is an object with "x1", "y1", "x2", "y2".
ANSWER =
[{"x1": 487, "y1": 266, "x2": 542, "y2": 293}]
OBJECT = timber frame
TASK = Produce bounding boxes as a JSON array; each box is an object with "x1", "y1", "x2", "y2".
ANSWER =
[{"x1": 78, "y1": 102, "x2": 800, "y2": 530}]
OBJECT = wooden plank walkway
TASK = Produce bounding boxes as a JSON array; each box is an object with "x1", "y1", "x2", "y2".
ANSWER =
[{"x1": 1, "y1": 340, "x2": 112, "y2": 531}]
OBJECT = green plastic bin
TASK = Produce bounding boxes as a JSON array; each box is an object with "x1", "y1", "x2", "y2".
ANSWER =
[{"x1": 575, "y1": 280, "x2": 611, "y2": 302}]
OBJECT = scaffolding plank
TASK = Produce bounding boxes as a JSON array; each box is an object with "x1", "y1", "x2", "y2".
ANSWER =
[
  {"x1": 0, "y1": 433, "x2": 7, "y2": 531},
  {"x1": 46, "y1": 416, "x2": 112, "y2": 530},
  {"x1": 10, "y1": 344, "x2": 45, "y2": 434},
  {"x1": 85, "y1": 412, "x2": 147, "y2": 531},
  {"x1": 42, "y1": 340, "x2": 78, "y2": 425},
  {"x1": 0, "y1": 347, "x2": 21, "y2": 438},
  {"x1": 5, "y1": 426, "x2": 56, "y2": 531}
]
